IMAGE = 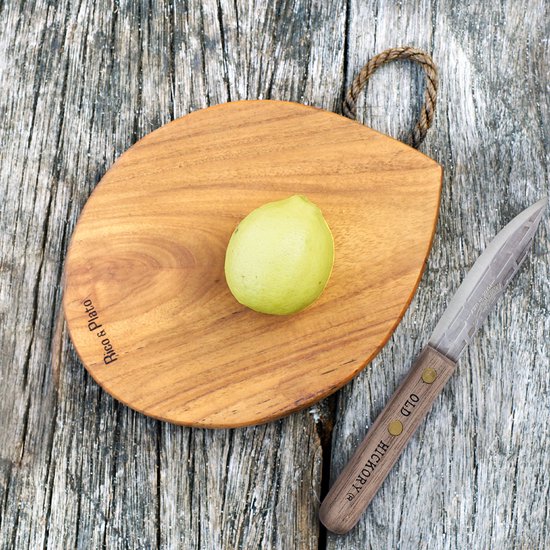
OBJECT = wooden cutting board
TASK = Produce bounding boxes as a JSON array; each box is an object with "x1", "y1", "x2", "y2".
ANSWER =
[{"x1": 63, "y1": 100, "x2": 442, "y2": 428}]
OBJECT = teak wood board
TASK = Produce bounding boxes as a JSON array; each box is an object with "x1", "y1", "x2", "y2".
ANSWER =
[{"x1": 63, "y1": 100, "x2": 442, "y2": 428}]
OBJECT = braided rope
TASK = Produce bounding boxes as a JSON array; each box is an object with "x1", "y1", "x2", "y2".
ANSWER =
[{"x1": 343, "y1": 46, "x2": 438, "y2": 148}]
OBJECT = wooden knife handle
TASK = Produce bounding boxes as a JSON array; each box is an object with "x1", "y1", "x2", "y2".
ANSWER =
[{"x1": 319, "y1": 345, "x2": 457, "y2": 534}]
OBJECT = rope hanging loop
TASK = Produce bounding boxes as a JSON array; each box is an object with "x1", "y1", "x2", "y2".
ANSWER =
[{"x1": 343, "y1": 46, "x2": 438, "y2": 148}]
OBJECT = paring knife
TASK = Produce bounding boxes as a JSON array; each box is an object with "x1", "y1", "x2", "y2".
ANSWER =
[{"x1": 319, "y1": 197, "x2": 548, "y2": 534}]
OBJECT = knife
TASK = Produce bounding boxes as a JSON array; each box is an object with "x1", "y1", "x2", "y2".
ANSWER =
[{"x1": 319, "y1": 197, "x2": 548, "y2": 534}]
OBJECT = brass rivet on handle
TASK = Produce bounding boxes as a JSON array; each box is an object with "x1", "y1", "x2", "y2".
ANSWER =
[
  {"x1": 422, "y1": 367, "x2": 437, "y2": 384},
  {"x1": 388, "y1": 420, "x2": 403, "y2": 436}
]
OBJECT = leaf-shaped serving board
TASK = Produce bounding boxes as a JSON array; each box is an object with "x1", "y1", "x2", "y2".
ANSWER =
[{"x1": 64, "y1": 100, "x2": 442, "y2": 428}]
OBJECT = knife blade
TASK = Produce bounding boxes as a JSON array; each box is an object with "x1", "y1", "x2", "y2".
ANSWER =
[{"x1": 319, "y1": 197, "x2": 547, "y2": 535}]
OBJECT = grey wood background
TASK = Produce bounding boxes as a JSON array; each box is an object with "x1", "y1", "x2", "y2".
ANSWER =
[{"x1": 0, "y1": 1, "x2": 548, "y2": 549}]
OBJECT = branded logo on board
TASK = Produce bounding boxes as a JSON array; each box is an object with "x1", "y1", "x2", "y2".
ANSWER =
[{"x1": 83, "y1": 298, "x2": 118, "y2": 365}]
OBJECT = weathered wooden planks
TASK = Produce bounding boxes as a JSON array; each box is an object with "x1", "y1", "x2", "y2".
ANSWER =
[
  {"x1": 327, "y1": 1, "x2": 549, "y2": 549},
  {"x1": 0, "y1": 1, "x2": 548, "y2": 549},
  {"x1": 0, "y1": 1, "x2": 345, "y2": 547}
]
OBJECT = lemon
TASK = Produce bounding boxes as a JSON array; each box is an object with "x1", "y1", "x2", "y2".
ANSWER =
[{"x1": 224, "y1": 195, "x2": 334, "y2": 315}]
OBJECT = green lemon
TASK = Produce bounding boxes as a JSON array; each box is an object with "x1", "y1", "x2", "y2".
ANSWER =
[{"x1": 224, "y1": 195, "x2": 334, "y2": 315}]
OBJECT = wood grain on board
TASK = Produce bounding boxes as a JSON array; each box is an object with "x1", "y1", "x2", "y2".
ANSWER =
[
  {"x1": 63, "y1": 99, "x2": 441, "y2": 427},
  {"x1": 1, "y1": 0, "x2": 548, "y2": 549}
]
